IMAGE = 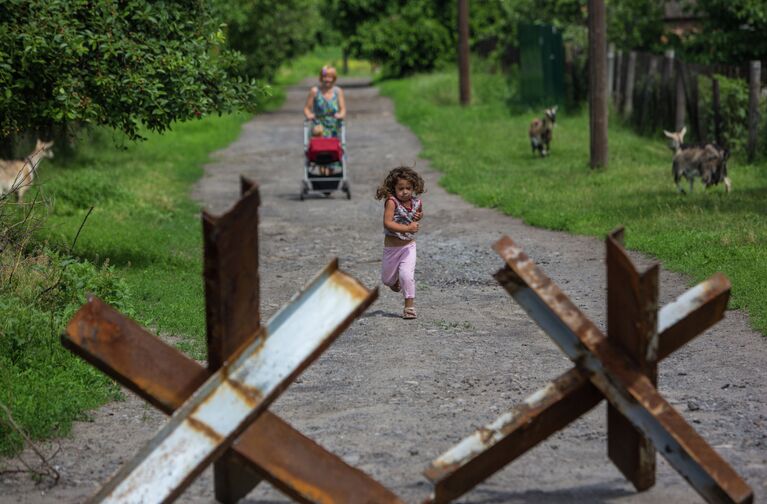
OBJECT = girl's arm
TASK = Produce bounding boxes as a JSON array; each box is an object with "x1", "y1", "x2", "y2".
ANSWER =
[
  {"x1": 413, "y1": 201, "x2": 423, "y2": 221},
  {"x1": 384, "y1": 199, "x2": 418, "y2": 233},
  {"x1": 334, "y1": 87, "x2": 346, "y2": 120},
  {"x1": 304, "y1": 87, "x2": 317, "y2": 120}
]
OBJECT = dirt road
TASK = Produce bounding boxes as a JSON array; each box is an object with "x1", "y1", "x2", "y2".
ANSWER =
[{"x1": 2, "y1": 78, "x2": 765, "y2": 503}]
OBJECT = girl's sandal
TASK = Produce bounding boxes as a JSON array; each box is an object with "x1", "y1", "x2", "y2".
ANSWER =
[
  {"x1": 389, "y1": 280, "x2": 401, "y2": 293},
  {"x1": 403, "y1": 307, "x2": 417, "y2": 319}
]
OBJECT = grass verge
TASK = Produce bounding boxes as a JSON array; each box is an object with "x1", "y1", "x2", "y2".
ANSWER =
[{"x1": 378, "y1": 69, "x2": 767, "y2": 334}]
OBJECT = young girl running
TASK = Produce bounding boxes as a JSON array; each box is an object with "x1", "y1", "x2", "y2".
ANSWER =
[{"x1": 375, "y1": 167, "x2": 425, "y2": 319}]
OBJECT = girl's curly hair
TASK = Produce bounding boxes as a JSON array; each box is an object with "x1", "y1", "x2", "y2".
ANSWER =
[{"x1": 375, "y1": 166, "x2": 426, "y2": 200}]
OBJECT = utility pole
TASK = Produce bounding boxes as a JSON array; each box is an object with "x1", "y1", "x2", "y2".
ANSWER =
[
  {"x1": 458, "y1": 0, "x2": 471, "y2": 106},
  {"x1": 588, "y1": 0, "x2": 608, "y2": 168}
]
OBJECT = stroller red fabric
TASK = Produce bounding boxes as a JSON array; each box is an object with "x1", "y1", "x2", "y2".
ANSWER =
[{"x1": 307, "y1": 137, "x2": 343, "y2": 164}]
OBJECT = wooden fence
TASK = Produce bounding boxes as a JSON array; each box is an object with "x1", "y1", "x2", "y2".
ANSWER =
[{"x1": 606, "y1": 46, "x2": 765, "y2": 161}]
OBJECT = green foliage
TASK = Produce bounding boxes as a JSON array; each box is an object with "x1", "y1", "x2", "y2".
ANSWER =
[
  {"x1": 0, "y1": 0, "x2": 264, "y2": 140},
  {"x1": 222, "y1": 0, "x2": 321, "y2": 81},
  {"x1": 697, "y1": 74, "x2": 766, "y2": 159},
  {"x1": 683, "y1": 0, "x2": 767, "y2": 64},
  {"x1": 0, "y1": 249, "x2": 127, "y2": 455},
  {"x1": 349, "y1": 6, "x2": 452, "y2": 77},
  {"x1": 606, "y1": 0, "x2": 666, "y2": 51},
  {"x1": 379, "y1": 68, "x2": 767, "y2": 336}
]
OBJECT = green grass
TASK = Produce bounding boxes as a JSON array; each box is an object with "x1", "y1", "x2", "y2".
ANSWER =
[
  {"x1": 379, "y1": 69, "x2": 767, "y2": 334},
  {"x1": 0, "y1": 46, "x2": 365, "y2": 457}
]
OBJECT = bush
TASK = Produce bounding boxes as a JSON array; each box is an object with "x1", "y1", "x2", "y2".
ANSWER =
[
  {"x1": 698, "y1": 74, "x2": 761, "y2": 157},
  {"x1": 349, "y1": 11, "x2": 452, "y2": 77},
  {"x1": 0, "y1": 247, "x2": 129, "y2": 455}
]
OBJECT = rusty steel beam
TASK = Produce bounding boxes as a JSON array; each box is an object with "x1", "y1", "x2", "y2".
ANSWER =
[
  {"x1": 203, "y1": 176, "x2": 263, "y2": 503},
  {"x1": 423, "y1": 264, "x2": 732, "y2": 502},
  {"x1": 424, "y1": 368, "x2": 601, "y2": 503},
  {"x1": 493, "y1": 235, "x2": 752, "y2": 504},
  {"x1": 657, "y1": 272, "x2": 730, "y2": 360},
  {"x1": 69, "y1": 260, "x2": 385, "y2": 503},
  {"x1": 606, "y1": 228, "x2": 659, "y2": 490},
  {"x1": 63, "y1": 296, "x2": 403, "y2": 504}
]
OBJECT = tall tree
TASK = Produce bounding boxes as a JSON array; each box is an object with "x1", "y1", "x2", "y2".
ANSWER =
[
  {"x1": 0, "y1": 0, "x2": 262, "y2": 141},
  {"x1": 683, "y1": 0, "x2": 767, "y2": 64},
  {"x1": 223, "y1": 0, "x2": 321, "y2": 81}
]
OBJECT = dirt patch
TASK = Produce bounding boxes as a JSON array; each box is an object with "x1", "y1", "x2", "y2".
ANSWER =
[{"x1": 2, "y1": 78, "x2": 765, "y2": 503}]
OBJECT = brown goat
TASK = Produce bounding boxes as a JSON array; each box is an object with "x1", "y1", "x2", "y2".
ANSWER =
[{"x1": 529, "y1": 106, "x2": 557, "y2": 157}]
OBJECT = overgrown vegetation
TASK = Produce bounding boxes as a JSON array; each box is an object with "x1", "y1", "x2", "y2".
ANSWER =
[{"x1": 379, "y1": 68, "x2": 767, "y2": 335}]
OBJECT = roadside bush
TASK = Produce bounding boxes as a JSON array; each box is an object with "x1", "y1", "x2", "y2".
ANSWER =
[
  {"x1": 0, "y1": 247, "x2": 129, "y2": 455},
  {"x1": 349, "y1": 11, "x2": 452, "y2": 77},
  {"x1": 698, "y1": 74, "x2": 757, "y2": 157}
]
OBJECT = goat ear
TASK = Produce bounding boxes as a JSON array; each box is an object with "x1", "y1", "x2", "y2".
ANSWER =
[
  {"x1": 680, "y1": 126, "x2": 687, "y2": 138},
  {"x1": 663, "y1": 130, "x2": 674, "y2": 138}
]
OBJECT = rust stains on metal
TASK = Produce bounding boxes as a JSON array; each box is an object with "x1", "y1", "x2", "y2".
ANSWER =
[
  {"x1": 85, "y1": 258, "x2": 382, "y2": 503},
  {"x1": 424, "y1": 368, "x2": 601, "y2": 503},
  {"x1": 489, "y1": 234, "x2": 753, "y2": 504},
  {"x1": 187, "y1": 417, "x2": 225, "y2": 444},
  {"x1": 223, "y1": 378, "x2": 263, "y2": 408},
  {"x1": 64, "y1": 300, "x2": 403, "y2": 503},
  {"x1": 329, "y1": 269, "x2": 371, "y2": 302}
]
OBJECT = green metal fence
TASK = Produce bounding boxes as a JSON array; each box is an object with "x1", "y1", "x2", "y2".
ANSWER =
[{"x1": 518, "y1": 23, "x2": 565, "y2": 106}]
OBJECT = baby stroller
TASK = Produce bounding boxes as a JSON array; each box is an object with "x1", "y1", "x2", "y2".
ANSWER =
[{"x1": 301, "y1": 119, "x2": 350, "y2": 200}]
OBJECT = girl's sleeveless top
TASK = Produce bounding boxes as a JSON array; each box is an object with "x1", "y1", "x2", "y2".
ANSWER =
[
  {"x1": 312, "y1": 86, "x2": 340, "y2": 138},
  {"x1": 384, "y1": 196, "x2": 421, "y2": 241}
]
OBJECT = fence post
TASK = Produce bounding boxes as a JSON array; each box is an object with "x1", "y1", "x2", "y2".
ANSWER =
[
  {"x1": 747, "y1": 60, "x2": 761, "y2": 162},
  {"x1": 712, "y1": 75, "x2": 723, "y2": 146},
  {"x1": 615, "y1": 50, "x2": 624, "y2": 107},
  {"x1": 607, "y1": 43, "x2": 615, "y2": 99},
  {"x1": 623, "y1": 51, "x2": 637, "y2": 117},
  {"x1": 588, "y1": 0, "x2": 608, "y2": 168},
  {"x1": 638, "y1": 56, "x2": 659, "y2": 133},
  {"x1": 675, "y1": 60, "x2": 687, "y2": 130}
]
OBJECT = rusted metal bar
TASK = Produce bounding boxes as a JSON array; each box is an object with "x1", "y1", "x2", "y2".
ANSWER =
[
  {"x1": 82, "y1": 260, "x2": 378, "y2": 503},
  {"x1": 423, "y1": 262, "x2": 732, "y2": 502},
  {"x1": 606, "y1": 228, "x2": 658, "y2": 490},
  {"x1": 493, "y1": 235, "x2": 753, "y2": 504},
  {"x1": 203, "y1": 176, "x2": 263, "y2": 503},
  {"x1": 657, "y1": 272, "x2": 730, "y2": 360},
  {"x1": 424, "y1": 367, "x2": 601, "y2": 503},
  {"x1": 63, "y1": 296, "x2": 403, "y2": 504}
]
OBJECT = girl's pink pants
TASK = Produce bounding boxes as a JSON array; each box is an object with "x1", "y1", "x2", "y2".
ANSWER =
[{"x1": 381, "y1": 241, "x2": 416, "y2": 299}]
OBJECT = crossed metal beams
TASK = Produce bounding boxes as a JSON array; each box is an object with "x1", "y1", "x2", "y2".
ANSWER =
[
  {"x1": 425, "y1": 230, "x2": 752, "y2": 504},
  {"x1": 62, "y1": 178, "x2": 403, "y2": 503}
]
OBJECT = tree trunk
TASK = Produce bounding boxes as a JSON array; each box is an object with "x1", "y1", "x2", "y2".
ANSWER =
[{"x1": 588, "y1": 0, "x2": 608, "y2": 168}]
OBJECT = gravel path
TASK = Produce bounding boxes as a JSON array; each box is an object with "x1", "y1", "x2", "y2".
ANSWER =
[{"x1": 2, "y1": 78, "x2": 765, "y2": 503}]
